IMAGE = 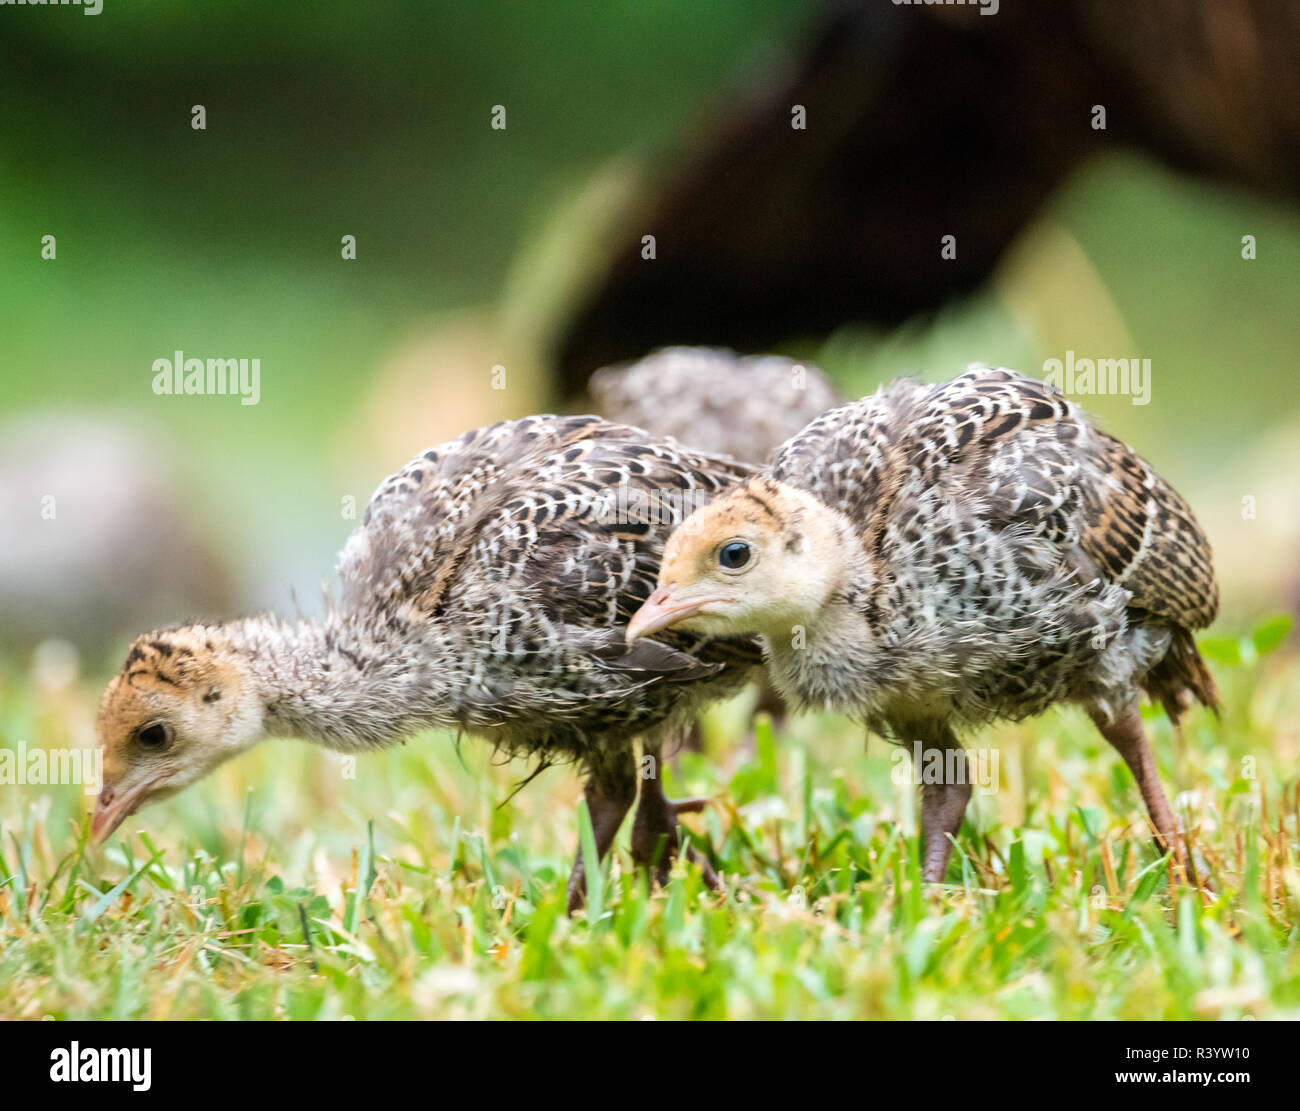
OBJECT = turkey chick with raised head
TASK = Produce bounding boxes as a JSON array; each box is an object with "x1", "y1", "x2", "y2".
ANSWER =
[{"x1": 628, "y1": 367, "x2": 1218, "y2": 881}]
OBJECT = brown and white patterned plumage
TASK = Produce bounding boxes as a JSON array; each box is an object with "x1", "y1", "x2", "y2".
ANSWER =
[
  {"x1": 760, "y1": 367, "x2": 1217, "y2": 725},
  {"x1": 629, "y1": 366, "x2": 1218, "y2": 879},
  {"x1": 330, "y1": 414, "x2": 760, "y2": 764},
  {"x1": 94, "y1": 415, "x2": 760, "y2": 904},
  {"x1": 589, "y1": 347, "x2": 839, "y2": 464}
]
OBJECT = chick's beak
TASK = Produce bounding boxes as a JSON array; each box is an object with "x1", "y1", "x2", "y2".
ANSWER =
[
  {"x1": 626, "y1": 583, "x2": 729, "y2": 644},
  {"x1": 91, "y1": 776, "x2": 157, "y2": 845}
]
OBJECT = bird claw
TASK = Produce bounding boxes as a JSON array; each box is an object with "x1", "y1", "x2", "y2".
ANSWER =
[{"x1": 631, "y1": 790, "x2": 722, "y2": 892}]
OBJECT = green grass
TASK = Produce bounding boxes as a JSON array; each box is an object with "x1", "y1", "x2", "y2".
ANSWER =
[{"x1": 1, "y1": 623, "x2": 1297, "y2": 1020}]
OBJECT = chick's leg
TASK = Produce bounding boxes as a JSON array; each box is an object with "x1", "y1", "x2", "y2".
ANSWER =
[
  {"x1": 1089, "y1": 703, "x2": 1186, "y2": 875},
  {"x1": 631, "y1": 743, "x2": 721, "y2": 891},
  {"x1": 566, "y1": 752, "x2": 636, "y2": 915},
  {"x1": 915, "y1": 726, "x2": 972, "y2": 883}
]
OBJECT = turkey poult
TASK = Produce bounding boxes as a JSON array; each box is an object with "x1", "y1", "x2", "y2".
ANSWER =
[
  {"x1": 589, "y1": 347, "x2": 839, "y2": 465},
  {"x1": 94, "y1": 415, "x2": 760, "y2": 910},
  {"x1": 627, "y1": 367, "x2": 1219, "y2": 881}
]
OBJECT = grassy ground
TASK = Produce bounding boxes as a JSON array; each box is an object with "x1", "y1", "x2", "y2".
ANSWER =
[{"x1": 1, "y1": 621, "x2": 1297, "y2": 1020}]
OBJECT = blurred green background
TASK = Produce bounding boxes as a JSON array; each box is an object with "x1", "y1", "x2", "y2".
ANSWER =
[
  {"x1": 2, "y1": 2, "x2": 1299, "y2": 1023},
  {"x1": 2, "y1": 0, "x2": 1298, "y2": 666}
]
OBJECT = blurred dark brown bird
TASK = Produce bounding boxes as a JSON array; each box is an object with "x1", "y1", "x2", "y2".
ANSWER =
[{"x1": 558, "y1": 0, "x2": 1300, "y2": 392}]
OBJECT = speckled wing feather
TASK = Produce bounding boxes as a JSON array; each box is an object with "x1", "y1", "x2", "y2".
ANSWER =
[
  {"x1": 765, "y1": 366, "x2": 1217, "y2": 724},
  {"x1": 778, "y1": 368, "x2": 1218, "y2": 629},
  {"x1": 1076, "y1": 429, "x2": 1218, "y2": 630},
  {"x1": 768, "y1": 378, "x2": 926, "y2": 529},
  {"x1": 337, "y1": 415, "x2": 761, "y2": 764},
  {"x1": 912, "y1": 368, "x2": 1218, "y2": 630},
  {"x1": 456, "y1": 420, "x2": 762, "y2": 658},
  {"x1": 340, "y1": 415, "x2": 599, "y2": 614}
]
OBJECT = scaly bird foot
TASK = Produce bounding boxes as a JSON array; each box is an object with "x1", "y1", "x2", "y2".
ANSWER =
[{"x1": 630, "y1": 786, "x2": 722, "y2": 892}]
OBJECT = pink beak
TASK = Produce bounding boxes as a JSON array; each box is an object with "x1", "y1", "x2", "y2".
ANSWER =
[
  {"x1": 625, "y1": 584, "x2": 730, "y2": 644},
  {"x1": 91, "y1": 778, "x2": 155, "y2": 844}
]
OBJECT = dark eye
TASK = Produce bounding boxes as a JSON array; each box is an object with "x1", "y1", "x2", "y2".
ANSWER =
[
  {"x1": 718, "y1": 541, "x2": 752, "y2": 570},
  {"x1": 136, "y1": 722, "x2": 170, "y2": 751}
]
